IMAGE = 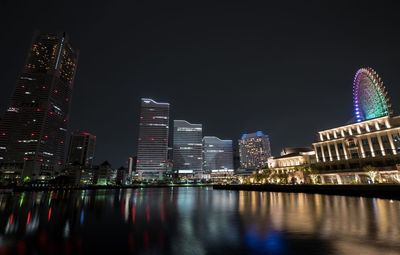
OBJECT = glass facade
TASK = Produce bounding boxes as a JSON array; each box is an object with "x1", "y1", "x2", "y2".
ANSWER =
[
  {"x1": 136, "y1": 98, "x2": 170, "y2": 178},
  {"x1": 203, "y1": 136, "x2": 233, "y2": 173},
  {"x1": 172, "y1": 120, "x2": 203, "y2": 175}
]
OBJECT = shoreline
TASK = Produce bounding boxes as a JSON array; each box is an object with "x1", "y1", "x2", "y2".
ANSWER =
[
  {"x1": 213, "y1": 184, "x2": 400, "y2": 200},
  {"x1": 0, "y1": 183, "x2": 214, "y2": 192}
]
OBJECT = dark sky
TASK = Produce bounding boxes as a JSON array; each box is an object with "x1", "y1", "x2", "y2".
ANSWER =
[{"x1": 1, "y1": 0, "x2": 400, "y2": 167}]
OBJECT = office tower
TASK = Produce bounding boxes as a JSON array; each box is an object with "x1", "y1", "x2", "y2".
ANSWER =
[
  {"x1": 66, "y1": 131, "x2": 96, "y2": 167},
  {"x1": 239, "y1": 131, "x2": 271, "y2": 170},
  {"x1": 136, "y1": 98, "x2": 170, "y2": 179},
  {"x1": 0, "y1": 32, "x2": 79, "y2": 180},
  {"x1": 203, "y1": 136, "x2": 233, "y2": 173},
  {"x1": 173, "y1": 120, "x2": 203, "y2": 175},
  {"x1": 128, "y1": 156, "x2": 135, "y2": 175}
]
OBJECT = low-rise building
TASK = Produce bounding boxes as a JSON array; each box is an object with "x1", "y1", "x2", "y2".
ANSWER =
[{"x1": 267, "y1": 147, "x2": 315, "y2": 183}]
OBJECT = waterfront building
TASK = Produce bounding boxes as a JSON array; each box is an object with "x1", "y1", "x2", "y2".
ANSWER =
[
  {"x1": 313, "y1": 115, "x2": 400, "y2": 183},
  {"x1": 0, "y1": 32, "x2": 79, "y2": 181},
  {"x1": 66, "y1": 131, "x2": 96, "y2": 168},
  {"x1": 238, "y1": 131, "x2": 271, "y2": 170},
  {"x1": 203, "y1": 136, "x2": 233, "y2": 179},
  {"x1": 267, "y1": 147, "x2": 316, "y2": 183},
  {"x1": 268, "y1": 148, "x2": 315, "y2": 172},
  {"x1": 172, "y1": 120, "x2": 203, "y2": 176},
  {"x1": 136, "y1": 98, "x2": 170, "y2": 179},
  {"x1": 312, "y1": 68, "x2": 400, "y2": 184}
]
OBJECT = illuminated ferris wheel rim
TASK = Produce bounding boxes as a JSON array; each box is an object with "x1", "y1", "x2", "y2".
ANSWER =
[{"x1": 352, "y1": 67, "x2": 392, "y2": 122}]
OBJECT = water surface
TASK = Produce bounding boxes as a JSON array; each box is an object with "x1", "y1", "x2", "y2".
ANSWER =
[{"x1": 0, "y1": 187, "x2": 399, "y2": 255}]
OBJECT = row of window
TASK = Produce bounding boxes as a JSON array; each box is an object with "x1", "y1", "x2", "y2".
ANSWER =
[
  {"x1": 320, "y1": 122, "x2": 389, "y2": 141},
  {"x1": 316, "y1": 132, "x2": 400, "y2": 162}
]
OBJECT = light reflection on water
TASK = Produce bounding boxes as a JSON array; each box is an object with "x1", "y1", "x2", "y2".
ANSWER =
[{"x1": 0, "y1": 188, "x2": 399, "y2": 255}]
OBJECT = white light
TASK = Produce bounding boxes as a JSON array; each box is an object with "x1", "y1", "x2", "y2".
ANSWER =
[
  {"x1": 179, "y1": 170, "x2": 193, "y2": 173},
  {"x1": 7, "y1": 107, "x2": 19, "y2": 113},
  {"x1": 20, "y1": 77, "x2": 35, "y2": 81}
]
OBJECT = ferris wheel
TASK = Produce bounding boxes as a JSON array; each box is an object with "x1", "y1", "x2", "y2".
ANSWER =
[{"x1": 353, "y1": 67, "x2": 392, "y2": 122}]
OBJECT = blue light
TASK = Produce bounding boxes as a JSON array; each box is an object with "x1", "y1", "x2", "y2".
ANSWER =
[
  {"x1": 245, "y1": 229, "x2": 285, "y2": 254},
  {"x1": 256, "y1": 131, "x2": 264, "y2": 137}
]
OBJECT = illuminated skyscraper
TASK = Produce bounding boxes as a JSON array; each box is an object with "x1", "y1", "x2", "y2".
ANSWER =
[
  {"x1": 203, "y1": 136, "x2": 233, "y2": 173},
  {"x1": 136, "y1": 98, "x2": 170, "y2": 179},
  {"x1": 66, "y1": 131, "x2": 96, "y2": 167},
  {"x1": 0, "y1": 32, "x2": 79, "y2": 180},
  {"x1": 173, "y1": 120, "x2": 203, "y2": 175},
  {"x1": 239, "y1": 131, "x2": 271, "y2": 170}
]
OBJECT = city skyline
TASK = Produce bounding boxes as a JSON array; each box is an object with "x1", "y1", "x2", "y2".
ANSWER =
[
  {"x1": 1, "y1": 1, "x2": 400, "y2": 167},
  {"x1": 1, "y1": 3, "x2": 400, "y2": 254}
]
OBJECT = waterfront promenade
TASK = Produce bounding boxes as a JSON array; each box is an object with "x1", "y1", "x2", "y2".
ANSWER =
[{"x1": 213, "y1": 184, "x2": 400, "y2": 200}]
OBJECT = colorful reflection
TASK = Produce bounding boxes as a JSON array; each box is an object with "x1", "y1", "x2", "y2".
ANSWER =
[{"x1": 0, "y1": 188, "x2": 398, "y2": 254}]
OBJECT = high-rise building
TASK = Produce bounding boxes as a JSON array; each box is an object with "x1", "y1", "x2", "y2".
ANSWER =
[
  {"x1": 239, "y1": 131, "x2": 271, "y2": 170},
  {"x1": 0, "y1": 32, "x2": 79, "y2": 180},
  {"x1": 66, "y1": 131, "x2": 96, "y2": 167},
  {"x1": 203, "y1": 136, "x2": 233, "y2": 173},
  {"x1": 173, "y1": 120, "x2": 203, "y2": 175},
  {"x1": 136, "y1": 98, "x2": 170, "y2": 179}
]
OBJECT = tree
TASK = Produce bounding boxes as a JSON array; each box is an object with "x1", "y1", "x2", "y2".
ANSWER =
[
  {"x1": 363, "y1": 165, "x2": 379, "y2": 184},
  {"x1": 295, "y1": 166, "x2": 319, "y2": 184},
  {"x1": 278, "y1": 172, "x2": 289, "y2": 184}
]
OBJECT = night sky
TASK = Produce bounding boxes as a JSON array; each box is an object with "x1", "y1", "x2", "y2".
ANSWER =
[{"x1": 1, "y1": 1, "x2": 400, "y2": 167}]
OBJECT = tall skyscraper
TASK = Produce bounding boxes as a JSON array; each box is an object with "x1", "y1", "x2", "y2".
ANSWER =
[
  {"x1": 66, "y1": 131, "x2": 96, "y2": 167},
  {"x1": 203, "y1": 136, "x2": 233, "y2": 173},
  {"x1": 0, "y1": 32, "x2": 79, "y2": 180},
  {"x1": 173, "y1": 120, "x2": 203, "y2": 175},
  {"x1": 239, "y1": 131, "x2": 271, "y2": 170},
  {"x1": 136, "y1": 98, "x2": 170, "y2": 179}
]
